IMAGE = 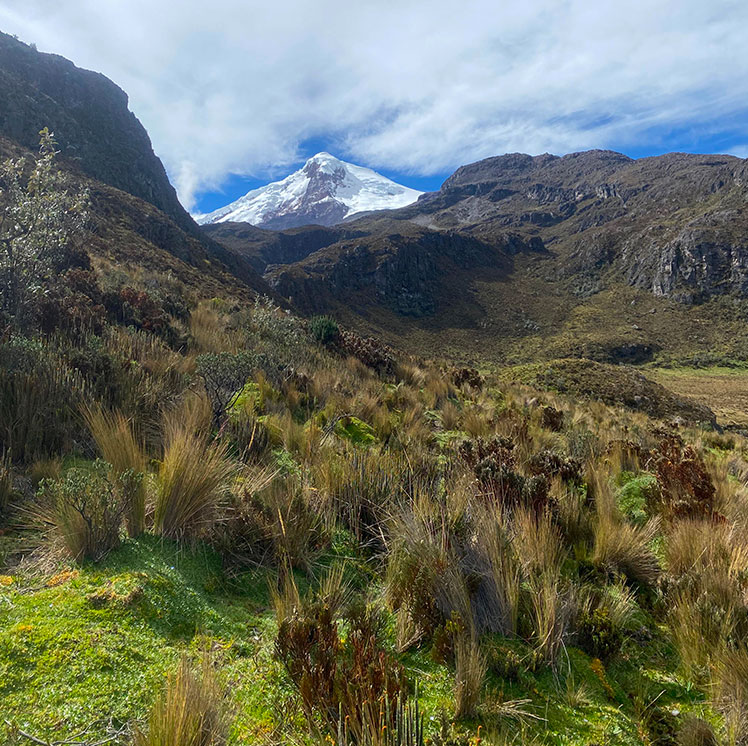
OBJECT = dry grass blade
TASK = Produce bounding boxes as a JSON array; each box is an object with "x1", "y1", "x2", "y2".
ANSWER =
[
  {"x1": 82, "y1": 403, "x2": 147, "y2": 536},
  {"x1": 154, "y1": 421, "x2": 236, "y2": 540}
]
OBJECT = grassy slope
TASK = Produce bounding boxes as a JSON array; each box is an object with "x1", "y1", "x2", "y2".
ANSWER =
[
  {"x1": 0, "y1": 531, "x2": 712, "y2": 746},
  {"x1": 646, "y1": 366, "x2": 748, "y2": 430}
]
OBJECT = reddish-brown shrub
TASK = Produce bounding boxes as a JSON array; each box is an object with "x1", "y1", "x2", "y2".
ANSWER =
[{"x1": 646, "y1": 435, "x2": 716, "y2": 519}]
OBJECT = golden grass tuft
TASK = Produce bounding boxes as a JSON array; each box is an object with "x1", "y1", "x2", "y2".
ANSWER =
[
  {"x1": 82, "y1": 403, "x2": 148, "y2": 536},
  {"x1": 135, "y1": 655, "x2": 231, "y2": 746},
  {"x1": 154, "y1": 419, "x2": 236, "y2": 540},
  {"x1": 454, "y1": 629, "x2": 486, "y2": 719}
]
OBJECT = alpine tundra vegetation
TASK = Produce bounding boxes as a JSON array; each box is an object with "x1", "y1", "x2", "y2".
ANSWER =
[{"x1": 2, "y1": 11, "x2": 748, "y2": 746}]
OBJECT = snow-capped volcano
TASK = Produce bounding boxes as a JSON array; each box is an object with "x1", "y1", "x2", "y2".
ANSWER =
[{"x1": 196, "y1": 152, "x2": 422, "y2": 230}]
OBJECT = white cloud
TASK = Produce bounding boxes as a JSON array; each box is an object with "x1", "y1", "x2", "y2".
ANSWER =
[{"x1": 1, "y1": 0, "x2": 747, "y2": 209}]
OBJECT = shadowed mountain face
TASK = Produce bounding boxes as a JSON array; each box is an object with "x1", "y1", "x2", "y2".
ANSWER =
[
  {"x1": 0, "y1": 32, "x2": 271, "y2": 296},
  {"x1": 0, "y1": 32, "x2": 189, "y2": 230}
]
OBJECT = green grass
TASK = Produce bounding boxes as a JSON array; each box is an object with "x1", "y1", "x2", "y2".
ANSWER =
[
  {"x1": 0, "y1": 532, "x2": 719, "y2": 745},
  {"x1": 0, "y1": 537, "x2": 279, "y2": 743}
]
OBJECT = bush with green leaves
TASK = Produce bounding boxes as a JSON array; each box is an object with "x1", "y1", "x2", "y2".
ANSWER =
[
  {"x1": 0, "y1": 129, "x2": 89, "y2": 333},
  {"x1": 39, "y1": 460, "x2": 128, "y2": 561},
  {"x1": 196, "y1": 350, "x2": 259, "y2": 426},
  {"x1": 242, "y1": 296, "x2": 313, "y2": 383},
  {"x1": 309, "y1": 315, "x2": 340, "y2": 345}
]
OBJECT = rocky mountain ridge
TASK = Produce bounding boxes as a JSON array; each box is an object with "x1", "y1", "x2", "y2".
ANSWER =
[{"x1": 207, "y1": 148, "x2": 748, "y2": 364}]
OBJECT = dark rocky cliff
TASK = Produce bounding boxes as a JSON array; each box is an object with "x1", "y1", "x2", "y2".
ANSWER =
[
  {"x1": 0, "y1": 32, "x2": 191, "y2": 230},
  {"x1": 0, "y1": 32, "x2": 270, "y2": 294}
]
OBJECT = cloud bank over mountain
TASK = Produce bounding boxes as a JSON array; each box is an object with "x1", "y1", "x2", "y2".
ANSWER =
[{"x1": 2, "y1": 0, "x2": 747, "y2": 210}]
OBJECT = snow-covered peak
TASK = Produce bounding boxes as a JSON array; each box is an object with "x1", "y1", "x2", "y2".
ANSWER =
[{"x1": 196, "y1": 154, "x2": 422, "y2": 230}]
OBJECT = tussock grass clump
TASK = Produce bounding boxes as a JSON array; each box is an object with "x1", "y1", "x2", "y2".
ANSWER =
[
  {"x1": 135, "y1": 656, "x2": 231, "y2": 746},
  {"x1": 478, "y1": 504, "x2": 522, "y2": 637},
  {"x1": 677, "y1": 717, "x2": 717, "y2": 746},
  {"x1": 0, "y1": 450, "x2": 14, "y2": 521},
  {"x1": 713, "y1": 645, "x2": 748, "y2": 746},
  {"x1": 28, "y1": 457, "x2": 62, "y2": 488},
  {"x1": 82, "y1": 403, "x2": 147, "y2": 536},
  {"x1": 592, "y1": 511, "x2": 661, "y2": 588},
  {"x1": 189, "y1": 302, "x2": 236, "y2": 354},
  {"x1": 665, "y1": 518, "x2": 748, "y2": 676},
  {"x1": 154, "y1": 419, "x2": 236, "y2": 540},
  {"x1": 319, "y1": 449, "x2": 411, "y2": 547},
  {"x1": 223, "y1": 470, "x2": 324, "y2": 571},
  {"x1": 0, "y1": 350, "x2": 84, "y2": 463},
  {"x1": 589, "y1": 466, "x2": 661, "y2": 588},
  {"x1": 454, "y1": 629, "x2": 486, "y2": 719}
]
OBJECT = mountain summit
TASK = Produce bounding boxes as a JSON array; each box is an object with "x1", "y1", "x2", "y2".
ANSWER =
[{"x1": 196, "y1": 152, "x2": 422, "y2": 229}]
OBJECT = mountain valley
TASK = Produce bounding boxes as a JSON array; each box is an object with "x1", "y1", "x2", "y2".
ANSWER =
[{"x1": 4, "y1": 26, "x2": 748, "y2": 746}]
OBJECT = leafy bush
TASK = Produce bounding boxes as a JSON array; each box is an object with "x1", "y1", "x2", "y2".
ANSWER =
[
  {"x1": 241, "y1": 296, "x2": 312, "y2": 385},
  {"x1": 0, "y1": 129, "x2": 89, "y2": 333},
  {"x1": 576, "y1": 582, "x2": 638, "y2": 661},
  {"x1": 275, "y1": 584, "x2": 405, "y2": 742},
  {"x1": 577, "y1": 604, "x2": 621, "y2": 660},
  {"x1": 339, "y1": 330, "x2": 395, "y2": 374},
  {"x1": 196, "y1": 351, "x2": 259, "y2": 426},
  {"x1": 616, "y1": 471, "x2": 658, "y2": 524},
  {"x1": 39, "y1": 460, "x2": 126, "y2": 561},
  {"x1": 647, "y1": 435, "x2": 717, "y2": 520},
  {"x1": 309, "y1": 315, "x2": 340, "y2": 345},
  {"x1": 334, "y1": 415, "x2": 377, "y2": 446},
  {"x1": 452, "y1": 367, "x2": 483, "y2": 389}
]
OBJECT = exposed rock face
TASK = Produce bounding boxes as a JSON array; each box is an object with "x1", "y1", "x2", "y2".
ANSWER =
[
  {"x1": 621, "y1": 210, "x2": 748, "y2": 300},
  {"x1": 0, "y1": 33, "x2": 270, "y2": 294},
  {"x1": 0, "y1": 32, "x2": 192, "y2": 231}
]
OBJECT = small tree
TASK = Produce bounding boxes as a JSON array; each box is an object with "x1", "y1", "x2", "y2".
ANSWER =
[
  {"x1": 196, "y1": 350, "x2": 260, "y2": 427},
  {"x1": 0, "y1": 129, "x2": 88, "y2": 333}
]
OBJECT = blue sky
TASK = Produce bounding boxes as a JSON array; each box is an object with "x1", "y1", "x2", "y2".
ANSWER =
[
  {"x1": 198, "y1": 121, "x2": 748, "y2": 215},
  {"x1": 1, "y1": 0, "x2": 747, "y2": 215}
]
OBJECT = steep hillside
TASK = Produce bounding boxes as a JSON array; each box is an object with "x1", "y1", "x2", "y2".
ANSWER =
[{"x1": 0, "y1": 32, "x2": 270, "y2": 297}]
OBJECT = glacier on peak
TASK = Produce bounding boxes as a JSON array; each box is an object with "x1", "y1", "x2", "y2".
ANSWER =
[{"x1": 195, "y1": 153, "x2": 422, "y2": 230}]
